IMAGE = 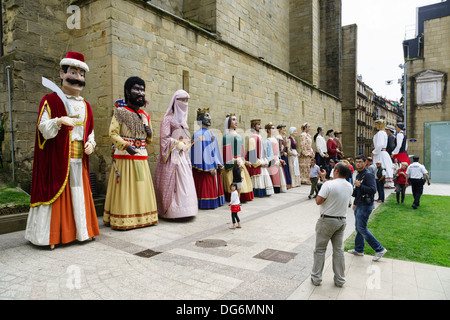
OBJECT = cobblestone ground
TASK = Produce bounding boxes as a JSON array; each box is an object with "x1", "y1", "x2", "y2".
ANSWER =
[{"x1": 1, "y1": 184, "x2": 449, "y2": 301}]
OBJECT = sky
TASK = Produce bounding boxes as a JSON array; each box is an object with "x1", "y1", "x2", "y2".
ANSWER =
[{"x1": 341, "y1": 0, "x2": 443, "y2": 102}]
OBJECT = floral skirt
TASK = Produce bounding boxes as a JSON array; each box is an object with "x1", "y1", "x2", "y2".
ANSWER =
[{"x1": 104, "y1": 158, "x2": 158, "y2": 230}]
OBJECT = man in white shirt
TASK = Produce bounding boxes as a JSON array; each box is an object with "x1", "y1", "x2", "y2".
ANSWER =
[
  {"x1": 311, "y1": 163, "x2": 353, "y2": 287},
  {"x1": 406, "y1": 156, "x2": 430, "y2": 209}
]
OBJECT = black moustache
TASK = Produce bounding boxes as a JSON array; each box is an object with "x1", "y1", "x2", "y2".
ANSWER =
[
  {"x1": 65, "y1": 78, "x2": 86, "y2": 87},
  {"x1": 130, "y1": 96, "x2": 146, "y2": 107}
]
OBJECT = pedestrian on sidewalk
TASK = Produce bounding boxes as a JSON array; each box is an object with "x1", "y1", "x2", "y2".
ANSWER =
[
  {"x1": 406, "y1": 156, "x2": 431, "y2": 209},
  {"x1": 394, "y1": 162, "x2": 408, "y2": 204},
  {"x1": 365, "y1": 157, "x2": 377, "y2": 177},
  {"x1": 311, "y1": 162, "x2": 353, "y2": 287},
  {"x1": 349, "y1": 155, "x2": 387, "y2": 261},
  {"x1": 308, "y1": 158, "x2": 320, "y2": 199},
  {"x1": 327, "y1": 158, "x2": 336, "y2": 180},
  {"x1": 375, "y1": 161, "x2": 386, "y2": 202},
  {"x1": 229, "y1": 183, "x2": 242, "y2": 229}
]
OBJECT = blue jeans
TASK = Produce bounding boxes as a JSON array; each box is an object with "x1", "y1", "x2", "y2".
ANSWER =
[{"x1": 354, "y1": 204, "x2": 384, "y2": 253}]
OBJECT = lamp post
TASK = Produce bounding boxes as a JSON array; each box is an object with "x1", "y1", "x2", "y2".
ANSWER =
[{"x1": 399, "y1": 63, "x2": 407, "y2": 133}]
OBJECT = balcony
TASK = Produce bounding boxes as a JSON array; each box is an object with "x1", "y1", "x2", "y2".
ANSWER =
[{"x1": 357, "y1": 119, "x2": 367, "y2": 126}]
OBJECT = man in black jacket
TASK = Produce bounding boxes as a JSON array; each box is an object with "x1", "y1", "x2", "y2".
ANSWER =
[{"x1": 348, "y1": 155, "x2": 387, "y2": 261}]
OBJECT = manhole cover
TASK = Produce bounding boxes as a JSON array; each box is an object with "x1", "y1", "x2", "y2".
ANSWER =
[
  {"x1": 195, "y1": 239, "x2": 227, "y2": 248},
  {"x1": 253, "y1": 248, "x2": 297, "y2": 263},
  {"x1": 134, "y1": 249, "x2": 162, "y2": 258}
]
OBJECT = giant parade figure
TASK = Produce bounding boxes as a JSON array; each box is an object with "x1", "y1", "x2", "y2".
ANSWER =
[
  {"x1": 221, "y1": 114, "x2": 254, "y2": 202},
  {"x1": 25, "y1": 52, "x2": 99, "y2": 249},
  {"x1": 299, "y1": 122, "x2": 315, "y2": 185},
  {"x1": 246, "y1": 119, "x2": 274, "y2": 197},
  {"x1": 373, "y1": 119, "x2": 394, "y2": 188},
  {"x1": 103, "y1": 76, "x2": 158, "y2": 230},
  {"x1": 265, "y1": 123, "x2": 287, "y2": 193},
  {"x1": 191, "y1": 108, "x2": 226, "y2": 209},
  {"x1": 154, "y1": 90, "x2": 198, "y2": 218},
  {"x1": 391, "y1": 122, "x2": 410, "y2": 165},
  {"x1": 276, "y1": 124, "x2": 292, "y2": 189}
]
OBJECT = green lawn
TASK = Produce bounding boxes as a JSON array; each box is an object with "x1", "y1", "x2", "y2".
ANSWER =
[
  {"x1": 0, "y1": 184, "x2": 30, "y2": 214},
  {"x1": 344, "y1": 193, "x2": 450, "y2": 267}
]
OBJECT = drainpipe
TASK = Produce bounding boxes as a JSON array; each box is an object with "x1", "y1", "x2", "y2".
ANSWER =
[{"x1": 6, "y1": 65, "x2": 15, "y2": 184}]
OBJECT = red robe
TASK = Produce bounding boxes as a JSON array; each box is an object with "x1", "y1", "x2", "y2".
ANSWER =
[
  {"x1": 327, "y1": 138, "x2": 338, "y2": 158},
  {"x1": 30, "y1": 93, "x2": 94, "y2": 206}
]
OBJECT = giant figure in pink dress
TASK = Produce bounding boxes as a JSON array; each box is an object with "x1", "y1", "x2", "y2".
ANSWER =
[{"x1": 153, "y1": 90, "x2": 198, "y2": 219}]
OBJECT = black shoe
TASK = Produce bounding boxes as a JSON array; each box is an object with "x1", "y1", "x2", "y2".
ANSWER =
[
  {"x1": 308, "y1": 195, "x2": 312, "y2": 199},
  {"x1": 311, "y1": 278, "x2": 321, "y2": 286},
  {"x1": 412, "y1": 204, "x2": 417, "y2": 209}
]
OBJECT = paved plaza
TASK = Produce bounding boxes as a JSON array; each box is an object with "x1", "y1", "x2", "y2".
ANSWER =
[{"x1": 0, "y1": 183, "x2": 449, "y2": 301}]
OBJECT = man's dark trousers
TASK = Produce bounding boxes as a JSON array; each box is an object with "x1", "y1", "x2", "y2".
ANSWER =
[{"x1": 409, "y1": 178, "x2": 424, "y2": 207}]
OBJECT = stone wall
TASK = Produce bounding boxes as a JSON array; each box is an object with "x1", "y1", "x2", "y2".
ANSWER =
[
  {"x1": 319, "y1": 0, "x2": 342, "y2": 98},
  {"x1": 216, "y1": 0, "x2": 290, "y2": 71},
  {"x1": 0, "y1": 0, "x2": 70, "y2": 189},
  {"x1": 406, "y1": 15, "x2": 450, "y2": 159},
  {"x1": 340, "y1": 24, "x2": 357, "y2": 158},
  {"x1": 148, "y1": 0, "x2": 183, "y2": 16},
  {"x1": 103, "y1": 0, "x2": 341, "y2": 172},
  {"x1": 1, "y1": 0, "x2": 343, "y2": 194},
  {"x1": 289, "y1": 0, "x2": 317, "y2": 86},
  {"x1": 183, "y1": 0, "x2": 216, "y2": 31}
]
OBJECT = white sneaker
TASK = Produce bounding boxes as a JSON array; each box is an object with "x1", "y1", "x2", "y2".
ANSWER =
[
  {"x1": 348, "y1": 249, "x2": 364, "y2": 256},
  {"x1": 373, "y1": 249, "x2": 387, "y2": 261}
]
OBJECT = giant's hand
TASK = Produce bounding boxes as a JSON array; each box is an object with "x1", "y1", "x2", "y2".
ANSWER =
[
  {"x1": 58, "y1": 116, "x2": 76, "y2": 127},
  {"x1": 84, "y1": 141, "x2": 94, "y2": 155},
  {"x1": 126, "y1": 145, "x2": 137, "y2": 155}
]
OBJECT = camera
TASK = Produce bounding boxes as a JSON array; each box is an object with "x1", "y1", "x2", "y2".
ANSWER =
[{"x1": 361, "y1": 194, "x2": 373, "y2": 205}]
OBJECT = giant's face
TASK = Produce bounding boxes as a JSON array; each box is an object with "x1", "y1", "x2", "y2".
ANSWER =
[
  {"x1": 60, "y1": 66, "x2": 85, "y2": 96},
  {"x1": 202, "y1": 113, "x2": 211, "y2": 126},
  {"x1": 128, "y1": 83, "x2": 146, "y2": 107},
  {"x1": 230, "y1": 116, "x2": 238, "y2": 130},
  {"x1": 198, "y1": 112, "x2": 211, "y2": 126}
]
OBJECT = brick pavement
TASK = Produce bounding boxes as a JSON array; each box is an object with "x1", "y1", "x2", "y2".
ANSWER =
[{"x1": 0, "y1": 183, "x2": 448, "y2": 301}]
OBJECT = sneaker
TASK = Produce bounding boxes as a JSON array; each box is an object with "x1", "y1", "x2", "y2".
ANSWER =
[
  {"x1": 373, "y1": 249, "x2": 387, "y2": 261},
  {"x1": 348, "y1": 249, "x2": 364, "y2": 256}
]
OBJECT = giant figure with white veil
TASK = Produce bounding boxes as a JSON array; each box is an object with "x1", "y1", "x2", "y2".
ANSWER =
[{"x1": 154, "y1": 90, "x2": 198, "y2": 218}]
